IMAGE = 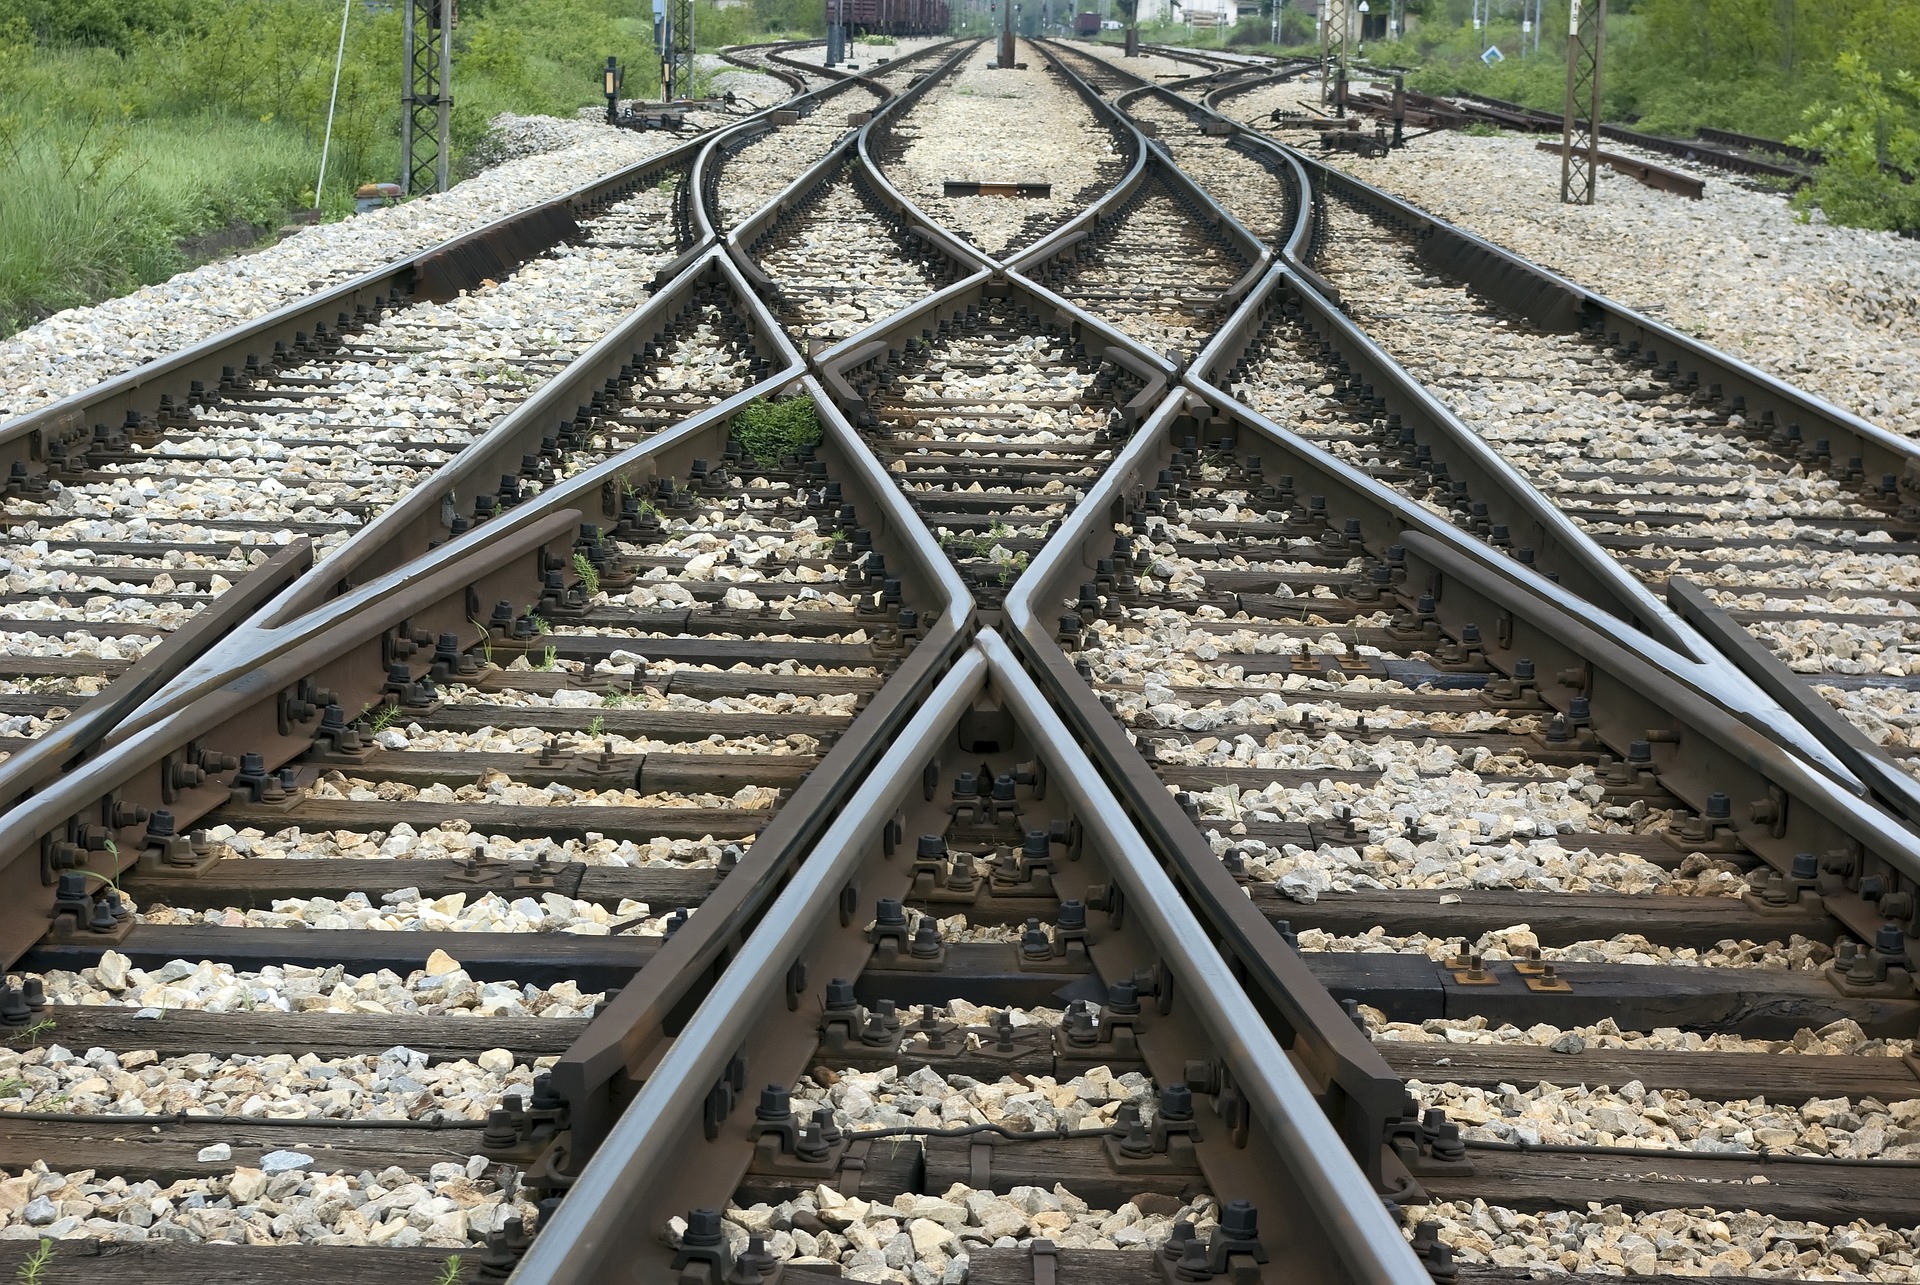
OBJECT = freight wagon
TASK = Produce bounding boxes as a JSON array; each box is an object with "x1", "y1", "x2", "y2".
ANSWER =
[{"x1": 831, "y1": 0, "x2": 951, "y2": 35}]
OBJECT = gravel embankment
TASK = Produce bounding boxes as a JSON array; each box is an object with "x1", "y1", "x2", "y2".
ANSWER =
[
  {"x1": 884, "y1": 42, "x2": 1127, "y2": 254},
  {"x1": 1220, "y1": 78, "x2": 1920, "y2": 441}
]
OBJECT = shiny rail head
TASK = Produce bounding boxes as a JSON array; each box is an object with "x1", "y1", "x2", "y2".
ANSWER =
[
  {"x1": 508, "y1": 631, "x2": 1429, "y2": 1285},
  {"x1": 6, "y1": 366, "x2": 970, "y2": 971},
  {"x1": 1187, "y1": 264, "x2": 1691, "y2": 654},
  {"x1": 1003, "y1": 384, "x2": 1920, "y2": 956}
]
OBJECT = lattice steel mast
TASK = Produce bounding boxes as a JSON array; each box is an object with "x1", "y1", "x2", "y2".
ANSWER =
[
  {"x1": 401, "y1": 0, "x2": 453, "y2": 195},
  {"x1": 668, "y1": 0, "x2": 695, "y2": 98},
  {"x1": 1321, "y1": 0, "x2": 1349, "y2": 110},
  {"x1": 1559, "y1": 0, "x2": 1605, "y2": 203}
]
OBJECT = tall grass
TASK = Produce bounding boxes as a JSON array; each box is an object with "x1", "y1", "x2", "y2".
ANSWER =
[
  {"x1": 0, "y1": 0, "x2": 785, "y2": 339},
  {"x1": 0, "y1": 113, "x2": 323, "y2": 334}
]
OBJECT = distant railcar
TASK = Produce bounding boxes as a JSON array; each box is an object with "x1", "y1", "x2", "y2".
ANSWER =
[
  {"x1": 1074, "y1": 10, "x2": 1101, "y2": 33},
  {"x1": 834, "y1": 0, "x2": 948, "y2": 36}
]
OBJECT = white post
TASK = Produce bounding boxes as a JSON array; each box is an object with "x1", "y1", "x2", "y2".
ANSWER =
[{"x1": 314, "y1": 0, "x2": 353, "y2": 217}]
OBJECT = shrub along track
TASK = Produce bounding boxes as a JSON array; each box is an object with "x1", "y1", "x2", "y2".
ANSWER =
[{"x1": 0, "y1": 32, "x2": 1918, "y2": 1285}]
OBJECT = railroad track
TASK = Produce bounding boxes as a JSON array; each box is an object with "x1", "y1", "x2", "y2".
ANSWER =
[{"x1": 0, "y1": 31, "x2": 1917, "y2": 1285}]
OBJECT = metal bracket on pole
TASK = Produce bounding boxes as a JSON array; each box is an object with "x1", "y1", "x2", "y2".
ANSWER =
[
  {"x1": 400, "y1": 0, "x2": 452, "y2": 195},
  {"x1": 1559, "y1": 0, "x2": 1604, "y2": 204}
]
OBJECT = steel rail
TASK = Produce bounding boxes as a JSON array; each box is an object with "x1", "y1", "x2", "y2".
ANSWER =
[
  {"x1": 1288, "y1": 151, "x2": 1920, "y2": 496},
  {"x1": 1004, "y1": 374, "x2": 1920, "y2": 965},
  {"x1": 0, "y1": 540, "x2": 311, "y2": 810},
  {"x1": 535, "y1": 369, "x2": 976, "y2": 1170},
  {"x1": 1667, "y1": 577, "x2": 1920, "y2": 832},
  {"x1": 0, "y1": 249, "x2": 821, "y2": 953},
  {"x1": 727, "y1": 40, "x2": 986, "y2": 293},
  {"x1": 1000, "y1": 375, "x2": 1920, "y2": 1182},
  {"x1": 1039, "y1": 43, "x2": 1689, "y2": 656},
  {"x1": 1000, "y1": 385, "x2": 1424, "y2": 1198},
  {"x1": 1003, "y1": 42, "x2": 1151, "y2": 270},
  {"x1": 0, "y1": 505, "x2": 584, "y2": 966},
  {"x1": 975, "y1": 627, "x2": 1429, "y2": 1285},
  {"x1": 1179, "y1": 331, "x2": 1865, "y2": 791},
  {"x1": 716, "y1": 41, "x2": 812, "y2": 95},
  {"x1": 0, "y1": 38, "x2": 846, "y2": 780},
  {"x1": 1075, "y1": 83, "x2": 1900, "y2": 787},
  {"x1": 120, "y1": 246, "x2": 805, "y2": 732},
  {"x1": 1044, "y1": 43, "x2": 1318, "y2": 265},
  {"x1": 506, "y1": 644, "x2": 990, "y2": 1283},
  {"x1": 0, "y1": 123, "x2": 723, "y2": 482},
  {"x1": 1247, "y1": 148, "x2": 1920, "y2": 787},
  {"x1": 511, "y1": 630, "x2": 1432, "y2": 1285},
  {"x1": 852, "y1": 39, "x2": 999, "y2": 273},
  {"x1": 1190, "y1": 264, "x2": 1695, "y2": 655},
  {"x1": 689, "y1": 73, "x2": 888, "y2": 249}
]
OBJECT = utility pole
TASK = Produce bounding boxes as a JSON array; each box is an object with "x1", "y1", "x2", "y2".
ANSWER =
[
  {"x1": 999, "y1": 0, "x2": 1015, "y2": 67},
  {"x1": 400, "y1": 0, "x2": 452, "y2": 195},
  {"x1": 1560, "y1": 0, "x2": 1604, "y2": 203}
]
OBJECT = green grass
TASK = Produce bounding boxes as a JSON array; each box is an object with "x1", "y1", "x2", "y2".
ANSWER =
[
  {"x1": 0, "y1": 0, "x2": 824, "y2": 338},
  {"x1": 729, "y1": 395, "x2": 822, "y2": 460},
  {"x1": 0, "y1": 108, "x2": 320, "y2": 335}
]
